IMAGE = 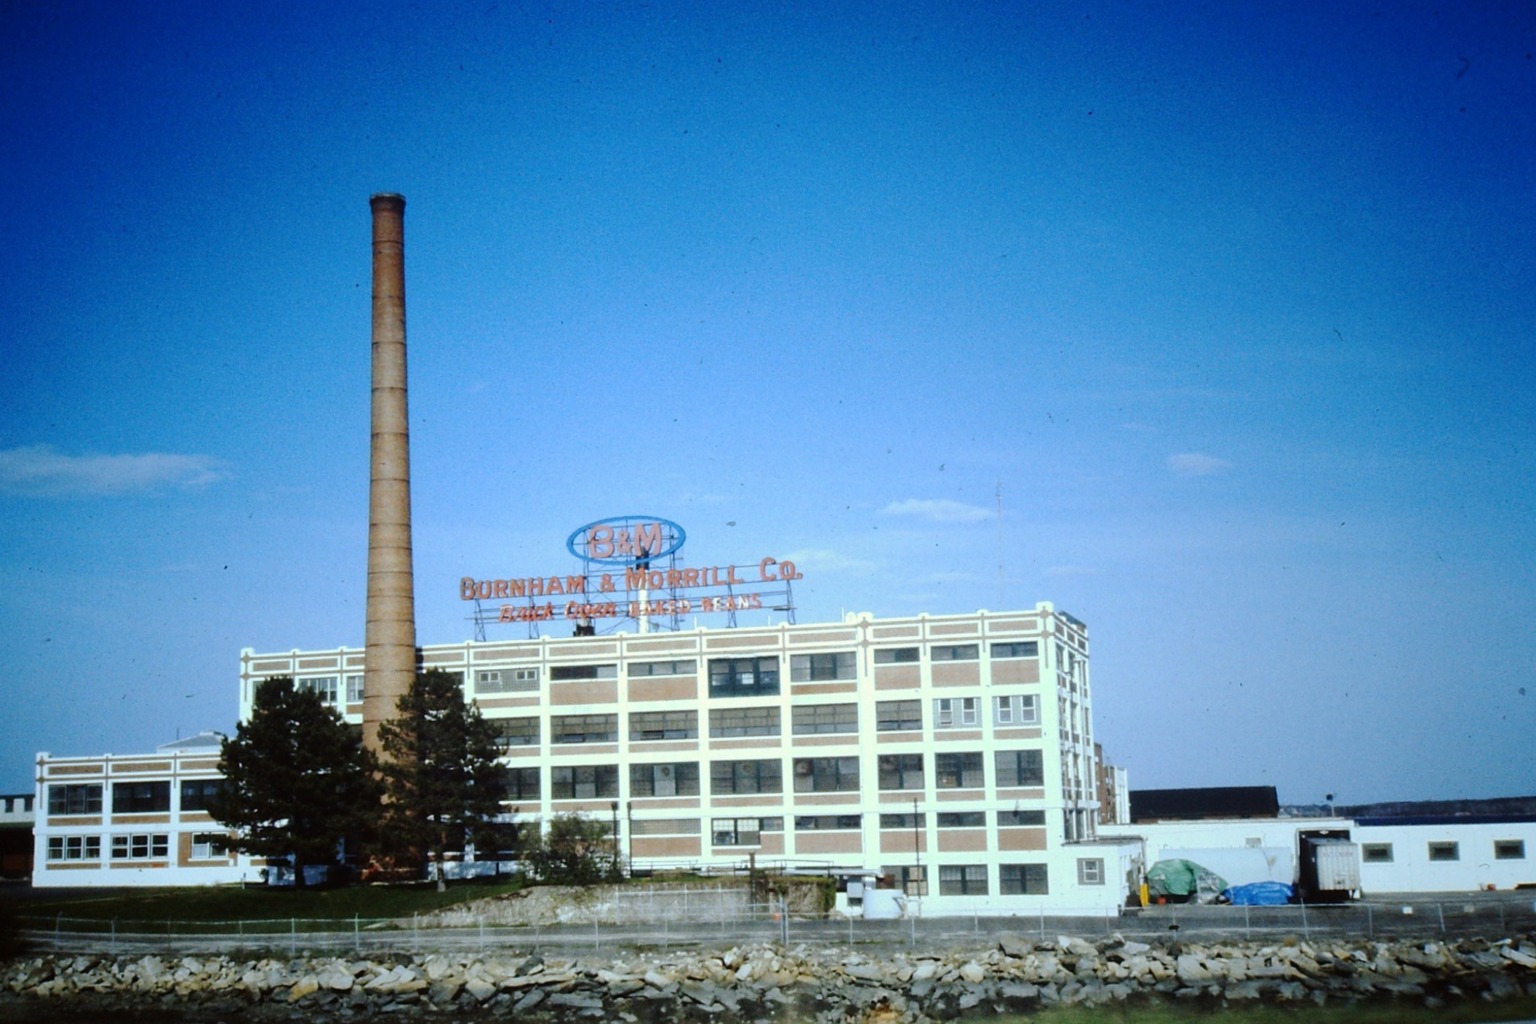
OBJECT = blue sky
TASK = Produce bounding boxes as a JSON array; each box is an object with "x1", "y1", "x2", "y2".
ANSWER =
[{"x1": 2, "y1": 1, "x2": 1532, "y2": 803}]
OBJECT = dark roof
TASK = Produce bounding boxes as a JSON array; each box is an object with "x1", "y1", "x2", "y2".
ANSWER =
[{"x1": 1131, "y1": 786, "x2": 1280, "y2": 822}]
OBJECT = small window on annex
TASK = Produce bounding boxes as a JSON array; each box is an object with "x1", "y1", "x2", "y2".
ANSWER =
[
  {"x1": 708, "y1": 657, "x2": 780, "y2": 697},
  {"x1": 790, "y1": 652, "x2": 856, "y2": 682},
  {"x1": 1428, "y1": 841, "x2": 1460, "y2": 862},
  {"x1": 1078, "y1": 858, "x2": 1105, "y2": 885},
  {"x1": 1360, "y1": 843, "x2": 1393, "y2": 863},
  {"x1": 48, "y1": 783, "x2": 103, "y2": 816},
  {"x1": 629, "y1": 762, "x2": 700, "y2": 797},
  {"x1": 1494, "y1": 839, "x2": 1526, "y2": 860},
  {"x1": 710, "y1": 759, "x2": 782, "y2": 795},
  {"x1": 875, "y1": 700, "x2": 922, "y2": 732},
  {"x1": 179, "y1": 779, "x2": 226, "y2": 812},
  {"x1": 112, "y1": 781, "x2": 171, "y2": 814}
]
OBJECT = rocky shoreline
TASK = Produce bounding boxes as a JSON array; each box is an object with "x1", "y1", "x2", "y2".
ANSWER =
[{"x1": 4, "y1": 932, "x2": 1536, "y2": 1022}]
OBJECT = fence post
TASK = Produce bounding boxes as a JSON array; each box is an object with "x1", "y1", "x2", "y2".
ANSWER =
[
  {"x1": 1438, "y1": 903, "x2": 1446, "y2": 934},
  {"x1": 354, "y1": 914, "x2": 360, "y2": 955},
  {"x1": 111, "y1": 918, "x2": 116, "y2": 954},
  {"x1": 1300, "y1": 901, "x2": 1309, "y2": 939},
  {"x1": 1244, "y1": 905, "x2": 1250, "y2": 940},
  {"x1": 1366, "y1": 904, "x2": 1373, "y2": 940},
  {"x1": 290, "y1": 919, "x2": 296, "y2": 957}
]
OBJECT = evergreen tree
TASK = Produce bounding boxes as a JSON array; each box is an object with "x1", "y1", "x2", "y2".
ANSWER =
[
  {"x1": 208, "y1": 677, "x2": 382, "y2": 888},
  {"x1": 378, "y1": 669, "x2": 511, "y2": 890}
]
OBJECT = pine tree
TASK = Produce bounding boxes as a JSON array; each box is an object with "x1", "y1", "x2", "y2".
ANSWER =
[
  {"x1": 208, "y1": 677, "x2": 382, "y2": 888},
  {"x1": 378, "y1": 669, "x2": 511, "y2": 890}
]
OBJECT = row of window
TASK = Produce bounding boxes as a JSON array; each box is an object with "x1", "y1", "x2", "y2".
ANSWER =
[
  {"x1": 1362, "y1": 839, "x2": 1526, "y2": 863},
  {"x1": 45, "y1": 833, "x2": 230, "y2": 862},
  {"x1": 494, "y1": 697, "x2": 1041, "y2": 748},
  {"x1": 47, "y1": 780, "x2": 225, "y2": 817},
  {"x1": 503, "y1": 750, "x2": 1046, "y2": 800},
  {"x1": 284, "y1": 643, "x2": 1043, "y2": 704}
]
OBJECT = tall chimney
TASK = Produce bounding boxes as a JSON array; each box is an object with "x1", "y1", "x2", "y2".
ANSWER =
[{"x1": 362, "y1": 193, "x2": 417, "y2": 751}]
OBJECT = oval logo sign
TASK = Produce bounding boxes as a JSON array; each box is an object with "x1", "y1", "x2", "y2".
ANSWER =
[{"x1": 566, "y1": 516, "x2": 687, "y2": 567}]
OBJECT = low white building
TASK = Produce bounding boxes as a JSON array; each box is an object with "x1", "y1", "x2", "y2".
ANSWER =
[{"x1": 32, "y1": 732, "x2": 252, "y2": 888}]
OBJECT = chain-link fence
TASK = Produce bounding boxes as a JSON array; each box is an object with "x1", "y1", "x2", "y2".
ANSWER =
[{"x1": 16, "y1": 892, "x2": 1536, "y2": 957}]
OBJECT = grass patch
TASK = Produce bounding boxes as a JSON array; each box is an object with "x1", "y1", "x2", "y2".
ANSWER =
[{"x1": 9, "y1": 878, "x2": 527, "y2": 929}]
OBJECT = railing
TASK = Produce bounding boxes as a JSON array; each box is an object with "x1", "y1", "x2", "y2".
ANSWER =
[{"x1": 17, "y1": 893, "x2": 1536, "y2": 957}]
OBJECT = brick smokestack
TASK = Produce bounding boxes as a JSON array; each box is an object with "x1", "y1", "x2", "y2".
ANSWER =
[{"x1": 362, "y1": 193, "x2": 417, "y2": 751}]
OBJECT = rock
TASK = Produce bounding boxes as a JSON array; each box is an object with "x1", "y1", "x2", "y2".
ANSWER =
[
  {"x1": 998, "y1": 932, "x2": 1032, "y2": 959},
  {"x1": 512, "y1": 987, "x2": 547, "y2": 1012}
]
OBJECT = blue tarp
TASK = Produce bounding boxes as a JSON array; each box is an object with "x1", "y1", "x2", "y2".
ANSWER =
[{"x1": 1224, "y1": 881, "x2": 1294, "y2": 906}]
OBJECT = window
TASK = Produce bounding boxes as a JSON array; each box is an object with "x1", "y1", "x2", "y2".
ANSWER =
[
  {"x1": 297, "y1": 676, "x2": 339, "y2": 704},
  {"x1": 991, "y1": 641, "x2": 1039, "y2": 659},
  {"x1": 995, "y1": 749, "x2": 1045, "y2": 787},
  {"x1": 550, "y1": 714, "x2": 618, "y2": 744},
  {"x1": 1078, "y1": 858, "x2": 1105, "y2": 885},
  {"x1": 1428, "y1": 841, "x2": 1460, "y2": 862},
  {"x1": 875, "y1": 700, "x2": 922, "y2": 732},
  {"x1": 792, "y1": 756, "x2": 859, "y2": 793},
  {"x1": 878, "y1": 754, "x2": 924, "y2": 791},
  {"x1": 939, "y1": 864, "x2": 988, "y2": 895},
  {"x1": 179, "y1": 779, "x2": 226, "y2": 812},
  {"x1": 708, "y1": 706, "x2": 781, "y2": 737},
  {"x1": 502, "y1": 766, "x2": 541, "y2": 801},
  {"x1": 931, "y1": 644, "x2": 979, "y2": 661},
  {"x1": 631, "y1": 818, "x2": 701, "y2": 836},
  {"x1": 630, "y1": 762, "x2": 700, "y2": 797},
  {"x1": 935, "y1": 752, "x2": 984, "y2": 789},
  {"x1": 889, "y1": 864, "x2": 926, "y2": 896},
  {"x1": 711, "y1": 759, "x2": 782, "y2": 795},
  {"x1": 791, "y1": 703, "x2": 858, "y2": 735},
  {"x1": 346, "y1": 674, "x2": 365, "y2": 702},
  {"x1": 551, "y1": 765, "x2": 619, "y2": 799},
  {"x1": 934, "y1": 697, "x2": 978, "y2": 728},
  {"x1": 477, "y1": 667, "x2": 540, "y2": 693},
  {"x1": 874, "y1": 647, "x2": 919, "y2": 664},
  {"x1": 708, "y1": 657, "x2": 780, "y2": 697},
  {"x1": 493, "y1": 717, "x2": 539, "y2": 747},
  {"x1": 629, "y1": 710, "x2": 698, "y2": 740},
  {"x1": 190, "y1": 833, "x2": 230, "y2": 859},
  {"x1": 993, "y1": 694, "x2": 1040, "y2": 726},
  {"x1": 1495, "y1": 839, "x2": 1526, "y2": 860},
  {"x1": 712, "y1": 817, "x2": 781, "y2": 846},
  {"x1": 48, "y1": 784, "x2": 102, "y2": 815},
  {"x1": 937, "y1": 811, "x2": 986, "y2": 828},
  {"x1": 794, "y1": 814, "x2": 861, "y2": 831},
  {"x1": 629, "y1": 659, "x2": 696, "y2": 676},
  {"x1": 1000, "y1": 863, "x2": 1049, "y2": 895},
  {"x1": 111, "y1": 833, "x2": 170, "y2": 860},
  {"x1": 879, "y1": 813, "x2": 925, "y2": 829},
  {"x1": 790, "y1": 652, "x2": 856, "y2": 682},
  {"x1": 549, "y1": 664, "x2": 616, "y2": 681},
  {"x1": 113, "y1": 781, "x2": 171, "y2": 814},
  {"x1": 1360, "y1": 843, "x2": 1393, "y2": 863},
  {"x1": 999, "y1": 809, "x2": 1046, "y2": 826},
  {"x1": 46, "y1": 835, "x2": 101, "y2": 860}
]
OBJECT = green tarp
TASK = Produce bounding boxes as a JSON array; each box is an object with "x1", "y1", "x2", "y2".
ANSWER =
[{"x1": 1146, "y1": 858, "x2": 1228, "y2": 903}]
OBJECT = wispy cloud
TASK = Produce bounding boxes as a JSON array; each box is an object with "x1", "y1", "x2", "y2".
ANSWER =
[
  {"x1": 0, "y1": 445, "x2": 226, "y2": 497},
  {"x1": 880, "y1": 498, "x2": 992, "y2": 524},
  {"x1": 781, "y1": 548, "x2": 879, "y2": 574},
  {"x1": 1166, "y1": 452, "x2": 1232, "y2": 478}
]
